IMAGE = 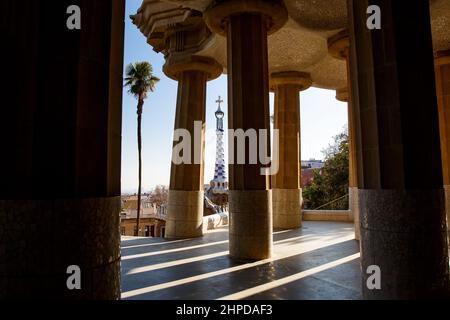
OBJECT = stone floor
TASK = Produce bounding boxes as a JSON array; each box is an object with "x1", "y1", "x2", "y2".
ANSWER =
[{"x1": 121, "y1": 221, "x2": 361, "y2": 300}]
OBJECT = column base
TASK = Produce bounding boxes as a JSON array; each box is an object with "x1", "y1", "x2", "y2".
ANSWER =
[
  {"x1": 166, "y1": 190, "x2": 204, "y2": 239},
  {"x1": 359, "y1": 189, "x2": 449, "y2": 299},
  {"x1": 349, "y1": 187, "x2": 360, "y2": 240},
  {"x1": 229, "y1": 190, "x2": 273, "y2": 260},
  {"x1": 272, "y1": 188, "x2": 302, "y2": 229},
  {"x1": 0, "y1": 197, "x2": 121, "y2": 299}
]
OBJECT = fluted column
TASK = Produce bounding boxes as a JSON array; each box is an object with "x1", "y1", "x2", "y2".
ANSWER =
[
  {"x1": 165, "y1": 56, "x2": 222, "y2": 239},
  {"x1": 205, "y1": 0, "x2": 288, "y2": 260},
  {"x1": 349, "y1": 0, "x2": 449, "y2": 299},
  {"x1": 0, "y1": 0, "x2": 125, "y2": 299},
  {"x1": 329, "y1": 30, "x2": 360, "y2": 240},
  {"x1": 271, "y1": 72, "x2": 311, "y2": 229},
  {"x1": 435, "y1": 50, "x2": 450, "y2": 242}
]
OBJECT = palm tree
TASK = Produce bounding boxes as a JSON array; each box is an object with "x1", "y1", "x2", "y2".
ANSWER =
[{"x1": 124, "y1": 62, "x2": 160, "y2": 236}]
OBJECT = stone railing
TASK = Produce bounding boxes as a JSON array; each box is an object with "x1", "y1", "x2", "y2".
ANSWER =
[
  {"x1": 203, "y1": 211, "x2": 229, "y2": 232},
  {"x1": 302, "y1": 210, "x2": 353, "y2": 222},
  {"x1": 201, "y1": 209, "x2": 353, "y2": 233}
]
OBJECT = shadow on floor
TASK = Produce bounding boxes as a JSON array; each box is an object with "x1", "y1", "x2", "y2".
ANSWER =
[{"x1": 120, "y1": 221, "x2": 361, "y2": 300}]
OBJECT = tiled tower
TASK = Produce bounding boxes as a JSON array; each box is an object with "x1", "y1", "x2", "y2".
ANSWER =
[{"x1": 211, "y1": 96, "x2": 228, "y2": 193}]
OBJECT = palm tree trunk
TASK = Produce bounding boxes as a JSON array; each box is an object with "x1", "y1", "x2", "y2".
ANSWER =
[{"x1": 135, "y1": 98, "x2": 144, "y2": 236}]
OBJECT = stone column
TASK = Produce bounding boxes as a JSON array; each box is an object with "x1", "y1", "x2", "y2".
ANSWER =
[
  {"x1": 329, "y1": 30, "x2": 360, "y2": 240},
  {"x1": 435, "y1": 50, "x2": 450, "y2": 243},
  {"x1": 349, "y1": 0, "x2": 449, "y2": 298},
  {"x1": 0, "y1": 0, "x2": 125, "y2": 299},
  {"x1": 205, "y1": 0, "x2": 288, "y2": 260},
  {"x1": 165, "y1": 56, "x2": 222, "y2": 239},
  {"x1": 271, "y1": 72, "x2": 311, "y2": 229}
]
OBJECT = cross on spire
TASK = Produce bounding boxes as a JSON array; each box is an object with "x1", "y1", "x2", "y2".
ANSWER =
[{"x1": 216, "y1": 96, "x2": 223, "y2": 109}]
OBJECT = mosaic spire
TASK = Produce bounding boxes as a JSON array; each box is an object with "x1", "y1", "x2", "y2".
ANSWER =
[{"x1": 212, "y1": 96, "x2": 227, "y2": 186}]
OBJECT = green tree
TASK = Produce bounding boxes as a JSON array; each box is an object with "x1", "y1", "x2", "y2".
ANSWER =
[
  {"x1": 303, "y1": 129, "x2": 349, "y2": 210},
  {"x1": 124, "y1": 62, "x2": 160, "y2": 236}
]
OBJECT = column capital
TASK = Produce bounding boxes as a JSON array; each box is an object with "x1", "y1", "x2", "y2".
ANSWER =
[
  {"x1": 163, "y1": 55, "x2": 223, "y2": 81},
  {"x1": 336, "y1": 87, "x2": 348, "y2": 102},
  {"x1": 270, "y1": 71, "x2": 312, "y2": 91},
  {"x1": 435, "y1": 49, "x2": 450, "y2": 66},
  {"x1": 204, "y1": 0, "x2": 288, "y2": 36},
  {"x1": 328, "y1": 29, "x2": 350, "y2": 60}
]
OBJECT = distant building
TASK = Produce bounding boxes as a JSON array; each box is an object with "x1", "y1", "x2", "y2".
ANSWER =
[
  {"x1": 301, "y1": 159, "x2": 325, "y2": 188},
  {"x1": 301, "y1": 159, "x2": 325, "y2": 169},
  {"x1": 120, "y1": 195, "x2": 167, "y2": 237},
  {"x1": 301, "y1": 168, "x2": 317, "y2": 188}
]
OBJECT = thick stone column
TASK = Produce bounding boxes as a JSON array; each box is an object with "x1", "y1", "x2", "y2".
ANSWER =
[
  {"x1": 349, "y1": 0, "x2": 449, "y2": 298},
  {"x1": 205, "y1": 0, "x2": 288, "y2": 260},
  {"x1": 435, "y1": 50, "x2": 450, "y2": 242},
  {"x1": 271, "y1": 72, "x2": 311, "y2": 229},
  {"x1": 165, "y1": 56, "x2": 222, "y2": 239},
  {"x1": 329, "y1": 30, "x2": 360, "y2": 240},
  {"x1": 0, "y1": 0, "x2": 125, "y2": 299}
]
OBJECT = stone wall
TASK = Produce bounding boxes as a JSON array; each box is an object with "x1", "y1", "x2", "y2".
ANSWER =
[
  {"x1": 120, "y1": 218, "x2": 166, "y2": 237},
  {"x1": 303, "y1": 210, "x2": 353, "y2": 222}
]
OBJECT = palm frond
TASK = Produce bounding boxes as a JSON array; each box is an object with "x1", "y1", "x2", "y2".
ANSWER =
[{"x1": 124, "y1": 61, "x2": 160, "y2": 100}]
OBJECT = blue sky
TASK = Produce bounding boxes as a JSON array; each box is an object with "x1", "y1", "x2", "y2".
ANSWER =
[{"x1": 121, "y1": 0, "x2": 348, "y2": 193}]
